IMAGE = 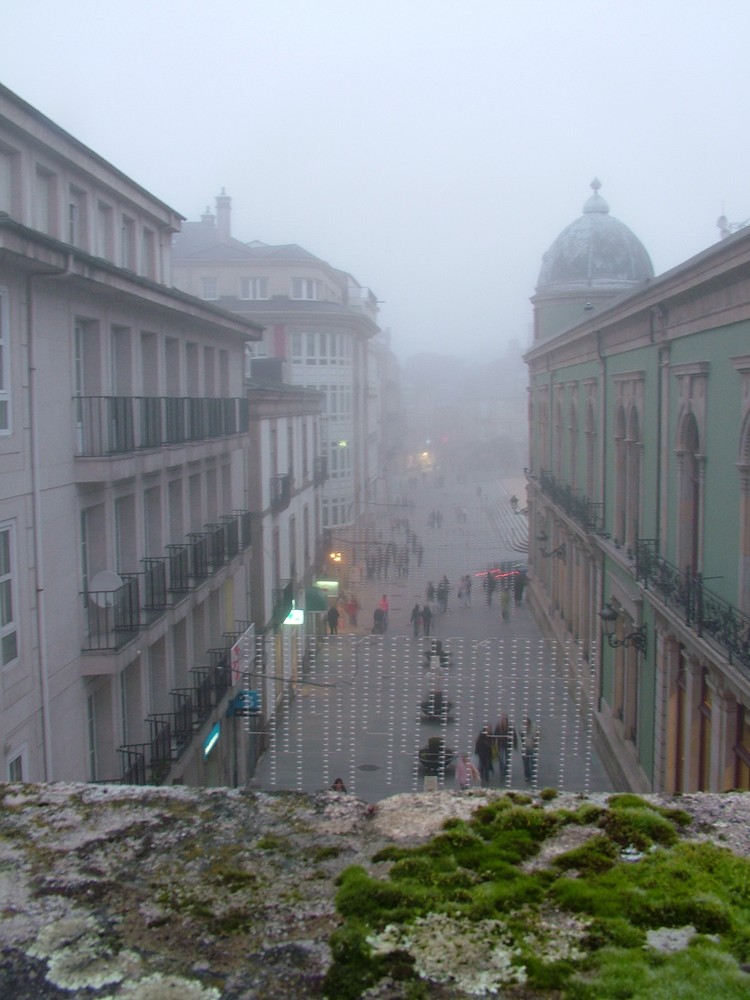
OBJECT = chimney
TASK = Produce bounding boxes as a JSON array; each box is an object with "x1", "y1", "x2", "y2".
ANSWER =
[
  {"x1": 216, "y1": 188, "x2": 231, "y2": 243},
  {"x1": 201, "y1": 205, "x2": 216, "y2": 228}
]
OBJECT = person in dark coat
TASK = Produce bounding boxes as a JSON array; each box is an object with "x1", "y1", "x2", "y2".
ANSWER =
[
  {"x1": 410, "y1": 603, "x2": 422, "y2": 637},
  {"x1": 421, "y1": 603, "x2": 433, "y2": 637},
  {"x1": 327, "y1": 605, "x2": 340, "y2": 635},
  {"x1": 474, "y1": 725, "x2": 494, "y2": 785}
]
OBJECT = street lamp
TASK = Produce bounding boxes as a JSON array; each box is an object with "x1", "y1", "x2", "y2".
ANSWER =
[
  {"x1": 541, "y1": 543, "x2": 566, "y2": 561},
  {"x1": 599, "y1": 602, "x2": 648, "y2": 654}
]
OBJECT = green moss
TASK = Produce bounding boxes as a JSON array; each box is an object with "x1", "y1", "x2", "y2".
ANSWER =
[
  {"x1": 335, "y1": 866, "x2": 427, "y2": 925},
  {"x1": 311, "y1": 844, "x2": 343, "y2": 862},
  {"x1": 599, "y1": 805, "x2": 679, "y2": 849},
  {"x1": 327, "y1": 797, "x2": 750, "y2": 998},
  {"x1": 540, "y1": 786, "x2": 558, "y2": 800},
  {"x1": 256, "y1": 833, "x2": 292, "y2": 852},
  {"x1": 569, "y1": 941, "x2": 750, "y2": 999},
  {"x1": 572, "y1": 802, "x2": 606, "y2": 825},
  {"x1": 553, "y1": 834, "x2": 619, "y2": 875}
]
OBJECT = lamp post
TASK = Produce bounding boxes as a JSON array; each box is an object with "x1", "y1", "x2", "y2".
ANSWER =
[{"x1": 599, "y1": 602, "x2": 647, "y2": 654}]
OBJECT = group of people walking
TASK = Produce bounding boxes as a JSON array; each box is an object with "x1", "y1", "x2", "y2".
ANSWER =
[{"x1": 467, "y1": 716, "x2": 539, "y2": 788}]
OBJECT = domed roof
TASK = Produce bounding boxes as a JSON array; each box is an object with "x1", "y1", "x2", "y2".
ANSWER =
[{"x1": 537, "y1": 180, "x2": 653, "y2": 292}]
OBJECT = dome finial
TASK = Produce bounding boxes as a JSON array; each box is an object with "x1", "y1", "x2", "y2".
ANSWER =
[{"x1": 584, "y1": 178, "x2": 608, "y2": 215}]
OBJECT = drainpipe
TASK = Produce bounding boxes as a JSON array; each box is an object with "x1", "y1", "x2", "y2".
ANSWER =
[{"x1": 26, "y1": 255, "x2": 75, "y2": 781}]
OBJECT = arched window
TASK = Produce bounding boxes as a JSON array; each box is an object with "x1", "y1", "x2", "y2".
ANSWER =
[
  {"x1": 554, "y1": 397, "x2": 564, "y2": 479},
  {"x1": 569, "y1": 398, "x2": 578, "y2": 489},
  {"x1": 537, "y1": 389, "x2": 549, "y2": 473},
  {"x1": 585, "y1": 400, "x2": 597, "y2": 501},
  {"x1": 625, "y1": 406, "x2": 642, "y2": 551},
  {"x1": 677, "y1": 412, "x2": 701, "y2": 574},
  {"x1": 614, "y1": 404, "x2": 627, "y2": 545}
]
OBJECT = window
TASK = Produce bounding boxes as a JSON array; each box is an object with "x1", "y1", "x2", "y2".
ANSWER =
[
  {"x1": 291, "y1": 333, "x2": 302, "y2": 362},
  {"x1": 202, "y1": 277, "x2": 218, "y2": 300},
  {"x1": 7, "y1": 751, "x2": 23, "y2": 782},
  {"x1": 142, "y1": 228, "x2": 156, "y2": 279},
  {"x1": 318, "y1": 333, "x2": 328, "y2": 365},
  {"x1": 0, "y1": 148, "x2": 15, "y2": 214},
  {"x1": 292, "y1": 277, "x2": 319, "y2": 300},
  {"x1": 240, "y1": 276, "x2": 268, "y2": 299},
  {"x1": 96, "y1": 201, "x2": 114, "y2": 259},
  {"x1": 35, "y1": 166, "x2": 56, "y2": 236},
  {"x1": 121, "y1": 215, "x2": 135, "y2": 269},
  {"x1": 87, "y1": 695, "x2": 97, "y2": 782},
  {"x1": 68, "y1": 186, "x2": 86, "y2": 248},
  {"x1": 0, "y1": 287, "x2": 9, "y2": 432},
  {"x1": 306, "y1": 333, "x2": 316, "y2": 365},
  {"x1": 0, "y1": 525, "x2": 18, "y2": 666}
]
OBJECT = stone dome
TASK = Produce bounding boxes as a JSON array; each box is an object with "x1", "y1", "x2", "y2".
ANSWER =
[{"x1": 537, "y1": 179, "x2": 654, "y2": 292}]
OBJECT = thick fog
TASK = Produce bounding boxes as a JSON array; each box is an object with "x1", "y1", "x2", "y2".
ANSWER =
[{"x1": 4, "y1": 0, "x2": 750, "y2": 360}]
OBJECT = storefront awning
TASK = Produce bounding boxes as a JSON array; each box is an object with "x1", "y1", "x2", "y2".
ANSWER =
[{"x1": 305, "y1": 586, "x2": 328, "y2": 612}]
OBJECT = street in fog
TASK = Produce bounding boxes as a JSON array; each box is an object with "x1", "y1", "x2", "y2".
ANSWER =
[{"x1": 252, "y1": 471, "x2": 613, "y2": 800}]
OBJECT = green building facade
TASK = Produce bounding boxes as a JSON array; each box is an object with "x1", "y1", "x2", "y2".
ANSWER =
[{"x1": 525, "y1": 184, "x2": 750, "y2": 792}]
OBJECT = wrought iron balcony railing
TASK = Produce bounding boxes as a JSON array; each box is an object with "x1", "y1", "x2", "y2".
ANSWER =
[
  {"x1": 82, "y1": 511, "x2": 252, "y2": 653},
  {"x1": 270, "y1": 473, "x2": 292, "y2": 511},
  {"x1": 538, "y1": 470, "x2": 603, "y2": 534},
  {"x1": 313, "y1": 456, "x2": 328, "y2": 486},
  {"x1": 74, "y1": 395, "x2": 249, "y2": 457},
  {"x1": 272, "y1": 580, "x2": 294, "y2": 626},
  {"x1": 636, "y1": 538, "x2": 750, "y2": 673},
  {"x1": 113, "y1": 645, "x2": 238, "y2": 784}
]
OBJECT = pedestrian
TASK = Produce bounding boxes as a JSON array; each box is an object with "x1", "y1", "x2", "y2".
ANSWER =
[
  {"x1": 435, "y1": 580, "x2": 444, "y2": 614},
  {"x1": 372, "y1": 606, "x2": 385, "y2": 634},
  {"x1": 378, "y1": 594, "x2": 389, "y2": 631},
  {"x1": 514, "y1": 570, "x2": 526, "y2": 605},
  {"x1": 465, "y1": 573, "x2": 472, "y2": 605},
  {"x1": 494, "y1": 714, "x2": 518, "y2": 784},
  {"x1": 326, "y1": 605, "x2": 340, "y2": 635},
  {"x1": 421, "y1": 603, "x2": 433, "y2": 637},
  {"x1": 455, "y1": 753, "x2": 480, "y2": 790},
  {"x1": 345, "y1": 595, "x2": 360, "y2": 627},
  {"x1": 484, "y1": 570, "x2": 496, "y2": 606},
  {"x1": 500, "y1": 587, "x2": 511, "y2": 621},
  {"x1": 410, "y1": 603, "x2": 422, "y2": 638},
  {"x1": 520, "y1": 717, "x2": 539, "y2": 783},
  {"x1": 474, "y1": 725, "x2": 494, "y2": 786},
  {"x1": 426, "y1": 581, "x2": 435, "y2": 609}
]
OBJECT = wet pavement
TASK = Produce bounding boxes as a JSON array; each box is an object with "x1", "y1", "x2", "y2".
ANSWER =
[{"x1": 251, "y1": 471, "x2": 614, "y2": 802}]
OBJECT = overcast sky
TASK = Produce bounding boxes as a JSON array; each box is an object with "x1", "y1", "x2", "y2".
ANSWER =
[{"x1": 3, "y1": 0, "x2": 749, "y2": 360}]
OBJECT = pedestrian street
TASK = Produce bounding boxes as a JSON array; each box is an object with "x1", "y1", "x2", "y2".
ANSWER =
[{"x1": 251, "y1": 473, "x2": 617, "y2": 801}]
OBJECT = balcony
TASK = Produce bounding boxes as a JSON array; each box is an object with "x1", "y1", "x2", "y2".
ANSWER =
[
  {"x1": 313, "y1": 455, "x2": 328, "y2": 486},
  {"x1": 636, "y1": 539, "x2": 750, "y2": 674},
  {"x1": 82, "y1": 511, "x2": 251, "y2": 653},
  {"x1": 74, "y1": 395, "x2": 249, "y2": 457},
  {"x1": 270, "y1": 473, "x2": 292, "y2": 512},
  {"x1": 114, "y1": 641, "x2": 239, "y2": 785},
  {"x1": 272, "y1": 580, "x2": 294, "y2": 627},
  {"x1": 538, "y1": 470, "x2": 603, "y2": 534}
]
